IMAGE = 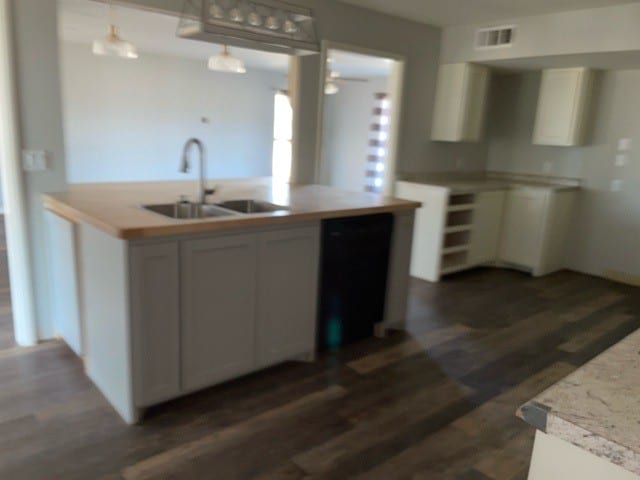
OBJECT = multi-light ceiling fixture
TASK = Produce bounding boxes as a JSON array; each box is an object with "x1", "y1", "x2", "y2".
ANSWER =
[{"x1": 92, "y1": 0, "x2": 139, "y2": 59}]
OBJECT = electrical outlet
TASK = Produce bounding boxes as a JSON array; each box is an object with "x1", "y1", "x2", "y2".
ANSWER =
[
  {"x1": 611, "y1": 179, "x2": 623, "y2": 192},
  {"x1": 615, "y1": 154, "x2": 628, "y2": 167},
  {"x1": 22, "y1": 150, "x2": 48, "y2": 172}
]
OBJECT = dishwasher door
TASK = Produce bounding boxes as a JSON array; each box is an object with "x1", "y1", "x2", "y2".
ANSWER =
[{"x1": 317, "y1": 213, "x2": 393, "y2": 350}]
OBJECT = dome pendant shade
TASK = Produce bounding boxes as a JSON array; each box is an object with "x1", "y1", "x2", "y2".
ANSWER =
[
  {"x1": 208, "y1": 46, "x2": 246, "y2": 74},
  {"x1": 93, "y1": 24, "x2": 139, "y2": 59}
]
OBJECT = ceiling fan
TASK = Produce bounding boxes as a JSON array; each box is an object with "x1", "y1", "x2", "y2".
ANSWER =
[{"x1": 325, "y1": 60, "x2": 369, "y2": 95}]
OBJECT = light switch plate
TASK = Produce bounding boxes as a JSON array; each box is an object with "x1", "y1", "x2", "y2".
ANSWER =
[
  {"x1": 618, "y1": 138, "x2": 632, "y2": 152},
  {"x1": 22, "y1": 150, "x2": 48, "y2": 172}
]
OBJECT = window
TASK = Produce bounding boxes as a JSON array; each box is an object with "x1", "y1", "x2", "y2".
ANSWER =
[{"x1": 272, "y1": 91, "x2": 293, "y2": 182}]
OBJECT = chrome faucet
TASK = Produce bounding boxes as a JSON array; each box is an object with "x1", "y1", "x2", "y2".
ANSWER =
[{"x1": 180, "y1": 138, "x2": 215, "y2": 204}]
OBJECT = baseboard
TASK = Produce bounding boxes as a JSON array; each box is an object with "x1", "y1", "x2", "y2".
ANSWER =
[{"x1": 602, "y1": 270, "x2": 640, "y2": 288}]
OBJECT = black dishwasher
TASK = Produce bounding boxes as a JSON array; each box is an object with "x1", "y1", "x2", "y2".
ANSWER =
[{"x1": 317, "y1": 213, "x2": 393, "y2": 350}]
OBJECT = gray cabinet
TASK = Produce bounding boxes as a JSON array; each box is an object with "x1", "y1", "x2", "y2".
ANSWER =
[
  {"x1": 130, "y1": 242, "x2": 181, "y2": 407},
  {"x1": 256, "y1": 226, "x2": 320, "y2": 368},
  {"x1": 181, "y1": 234, "x2": 258, "y2": 392}
]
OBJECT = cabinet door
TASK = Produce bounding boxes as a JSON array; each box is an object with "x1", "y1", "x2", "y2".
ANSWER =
[
  {"x1": 181, "y1": 234, "x2": 257, "y2": 392},
  {"x1": 256, "y1": 226, "x2": 320, "y2": 368},
  {"x1": 499, "y1": 189, "x2": 549, "y2": 269},
  {"x1": 431, "y1": 63, "x2": 489, "y2": 142},
  {"x1": 533, "y1": 68, "x2": 593, "y2": 146},
  {"x1": 130, "y1": 242, "x2": 181, "y2": 407},
  {"x1": 469, "y1": 191, "x2": 506, "y2": 265}
]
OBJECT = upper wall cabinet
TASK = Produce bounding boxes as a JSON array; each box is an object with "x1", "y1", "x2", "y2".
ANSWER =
[
  {"x1": 533, "y1": 67, "x2": 594, "y2": 146},
  {"x1": 431, "y1": 63, "x2": 490, "y2": 143}
]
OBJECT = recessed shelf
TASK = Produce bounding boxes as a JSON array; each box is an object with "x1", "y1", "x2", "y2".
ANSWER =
[
  {"x1": 445, "y1": 225, "x2": 473, "y2": 234},
  {"x1": 442, "y1": 245, "x2": 470, "y2": 255},
  {"x1": 444, "y1": 230, "x2": 471, "y2": 248},
  {"x1": 447, "y1": 210, "x2": 474, "y2": 227},
  {"x1": 441, "y1": 251, "x2": 469, "y2": 274},
  {"x1": 447, "y1": 204, "x2": 476, "y2": 212},
  {"x1": 448, "y1": 194, "x2": 476, "y2": 206}
]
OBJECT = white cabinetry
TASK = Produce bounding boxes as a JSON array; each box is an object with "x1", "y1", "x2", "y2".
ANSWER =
[
  {"x1": 498, "y1": 187, "x2": 575, "y2": 276},
  {"x1": 499, "y1": 188, "x2": 547, "y2": 268},
  {"x1": 181, "y1": 234, "x2": 258, "y2": 392},
  {"x1": 130, "y1": 243, "x2": 181, "y2": 406},
  {"x1": 431, "y1": 63, "x2": 490, "y2": 142},
  {"x1": 396, "y1": 181, "x2": 576, "y2": 282},
  {"x1": 533, "y1": 68, "x2": 594, "y2": 146},
  {"x1": 256, "y1": 227, "x2": 320, "y2": 368},
  {"x1": 468, "y1": 191, "x2": 506, "y2": 265}
]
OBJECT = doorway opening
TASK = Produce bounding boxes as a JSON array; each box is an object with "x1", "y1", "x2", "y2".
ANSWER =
[{"x1": 316, "y1": 44, "x2": 404, "y2": 196}]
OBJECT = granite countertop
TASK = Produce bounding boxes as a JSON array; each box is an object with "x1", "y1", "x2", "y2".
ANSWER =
[
  {"x1": 43, "y1": 178, "x2": 420, "y2": 239},
  {"x1": 398, "y1": 171, "x2": 581, "y2": 193},
  {"x1": 518, "y1": 329, "x2": 640, "y2": 475}
]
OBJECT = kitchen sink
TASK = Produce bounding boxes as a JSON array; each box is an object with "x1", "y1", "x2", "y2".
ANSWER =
[
  {"x1": 215, "y1": 199, "x2": 289, "y2": 214},
  {"x1": 143, "y1": 203, "x2": 237, "y2": 219}
]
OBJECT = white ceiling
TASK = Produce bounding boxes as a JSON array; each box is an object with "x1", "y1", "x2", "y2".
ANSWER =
[
  {"x1": 340, "y1": 0, "x2": 640, "y2": 26},
  {"x1": 58, "y1": 0, "x2": 395, "y2": 77}
]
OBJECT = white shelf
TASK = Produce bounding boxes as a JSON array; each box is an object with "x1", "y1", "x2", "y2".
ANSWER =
[
  {"x1": 447, "y1": 204, "x2": 476, "y2": 213},
  {"x1": 445, "y1": 225, "x2": 473, "y2": 234},
  {"x1": 442, "y1": 245, "x2": 470, "y2": 255}
]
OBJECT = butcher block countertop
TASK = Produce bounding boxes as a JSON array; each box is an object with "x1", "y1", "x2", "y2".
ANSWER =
[{"x1": 43, "y1": 178, "x2": 420, "y2": 239}]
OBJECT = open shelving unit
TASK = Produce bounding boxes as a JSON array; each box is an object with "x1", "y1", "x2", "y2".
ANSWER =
[{"x1": 439, "y1": 193, "x2": 477, "y2": 276}]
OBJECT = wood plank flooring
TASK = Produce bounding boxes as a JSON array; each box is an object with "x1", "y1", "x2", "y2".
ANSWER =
[{"x1": 0, "y1": 268, "x2": 639, "y2": 479}]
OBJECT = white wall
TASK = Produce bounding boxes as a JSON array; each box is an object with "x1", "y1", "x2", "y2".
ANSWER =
[
  {"x1": 487, "y1": 70, "x2": 640, "y2": 279},
  {"x1": 441, "y1": 3, "x2": 640, "y2": 64},
  {"x1": 61, "y1": 42, "x2": 282, "y2": 183},
  {"x1": 321, "y1": 77, "x2": 388, "y2": 192},
  {"x1": 13, "y1": 0, "x2": 68, "y2": 340}
]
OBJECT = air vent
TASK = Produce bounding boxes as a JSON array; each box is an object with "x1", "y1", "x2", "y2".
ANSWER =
[{"x1": 475, "y1": 25, "x2": 516, "y2": 49}]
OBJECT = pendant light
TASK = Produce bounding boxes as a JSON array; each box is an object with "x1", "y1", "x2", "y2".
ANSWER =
[
  {"x1": 92, "y1": 1, "x2": 139, "y2": 59},
  {"x1": 208, "y1": 45, "x2": 246, "y2": 74}
]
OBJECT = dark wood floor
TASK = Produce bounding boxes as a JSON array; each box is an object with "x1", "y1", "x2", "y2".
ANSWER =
[
  {"x1": 0, "y1": 217, "x2": 14, "y2": 351},
  {"x1": 0, "y1": 268, "x2": 638, "y2": 479}
]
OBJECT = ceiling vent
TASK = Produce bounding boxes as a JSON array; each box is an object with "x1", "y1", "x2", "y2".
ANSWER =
[{"x1": 475, "y1": 25, "x2": 516, "y2": 49}]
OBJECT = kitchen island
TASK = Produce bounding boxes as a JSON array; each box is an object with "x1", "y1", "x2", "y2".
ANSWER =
[
  {"x1": 518, "y1": 329, "x2": 640, "y2": 480},
  {"x1": 44, "y1": 178, "x2": 419, "y2": 424}
]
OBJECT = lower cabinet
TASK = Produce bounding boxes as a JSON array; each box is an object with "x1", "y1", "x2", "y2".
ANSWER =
[
  {"x1": 130, "y1": 242, "x2": 181, "y2": 407},
  {"x1": 499, "y1": 188, "x2": 548, "y2": 268},
  {"x1": 129, "y1": 223, "x2": 321, "y2": 405},
  {"x1": 468, "y1": 191, "x2": 506, "y2": 265},
  {"x1": 256, "y1": 227, "x2": 320, "y2": 368},
  {"x1": 181, "y1": 234, "x2": 258, "y2": 392}
]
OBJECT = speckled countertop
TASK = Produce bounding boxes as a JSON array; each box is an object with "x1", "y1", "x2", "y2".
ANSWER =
[
  {"x1": 518, "y1": 329, "x2": 640, "y2": 475},
  {"x1": 398, "y1": 171, "x2": 581, "y2": 194}
]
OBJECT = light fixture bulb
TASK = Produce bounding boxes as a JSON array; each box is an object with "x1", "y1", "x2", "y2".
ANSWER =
[
  {"x1": 229, "y1": 8, "x2": 244, "y2": 23},
  {"x1": 208, "y1": 45, "x2": 246, "y2": 74},
  {"x1": 247, "y1": 11, "x2": 262, "y2": 26},
  {"x1": 283, "y1": 19, "x2": 298, "y2": 34},
  {"x1": 325, "y1": 81, "x2": 339, "y2": 95},
  {"x1": 92, "y1": 24, "x2": 139, "y2": 59}
]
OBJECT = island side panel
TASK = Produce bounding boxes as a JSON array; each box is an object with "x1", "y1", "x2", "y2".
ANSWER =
[
  {"x1": 45, "y1": 211, "x2": 83, "y2": 355},
  {"x1": 528, "y1": 431, "x2": 639, "y2": 480},
  {"x1": 79, "y1": 223, "x2": 138, "y2": 424},
  {"x1": 382, "y1": 210, "x2": 415, "y2": 331}
]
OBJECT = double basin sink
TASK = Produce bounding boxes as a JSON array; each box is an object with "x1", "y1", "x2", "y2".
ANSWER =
[{"x1": 144, "y1": 199, "x2": 289, "y2": 220}]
